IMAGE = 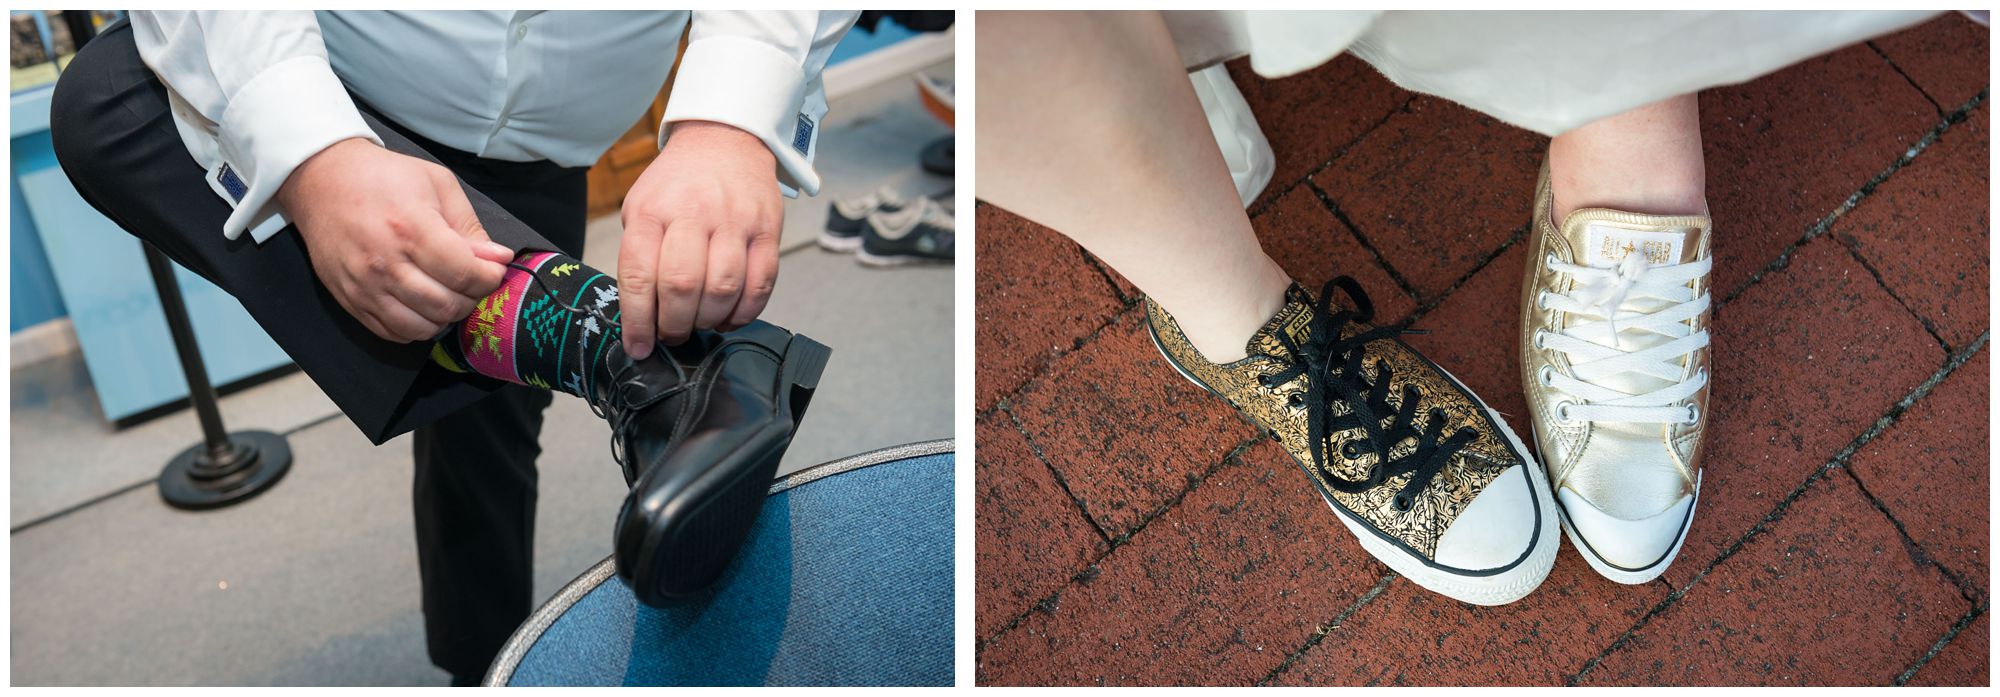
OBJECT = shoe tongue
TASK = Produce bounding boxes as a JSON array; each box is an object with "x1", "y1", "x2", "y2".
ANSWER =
[
  {"x1": 1245, "y1": 285, "x2": 1318, "y2": 359},
  {"x1": 1561, "y1": 209, "x2": 1711, "y2": 269}
]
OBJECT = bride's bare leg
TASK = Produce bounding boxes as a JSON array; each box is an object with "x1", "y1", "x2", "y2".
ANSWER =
[
  {"x1": 977, "y1": 11, "x2": 1290, "y2": 362},
  {"x1": 1548, "y1": 94, "x2": 1707, "y2": 220}
]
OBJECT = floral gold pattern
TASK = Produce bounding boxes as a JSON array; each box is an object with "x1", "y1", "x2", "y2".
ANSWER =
[{"x1": 1145, "y1": 286, "x2": 1520, "y2": 557}]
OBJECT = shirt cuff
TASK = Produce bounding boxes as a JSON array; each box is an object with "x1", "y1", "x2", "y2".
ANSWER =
[
  {"x1": 214, "y1": 55, "x2": 379, "y2": 242},
  {"x1": 659, "y1": 36, "x2": 821, "y2": 198}
]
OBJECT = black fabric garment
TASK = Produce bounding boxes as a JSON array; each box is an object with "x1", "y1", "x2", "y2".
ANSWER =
[
  {"x1": 50, "y1": 18, "x2": 573, "y2": 446},
  {"x1": 396, "y1": 118, "x2": 589, "y2": 679},
  {"x1": 856, "y1": 10, "x2": 955, "y2": 33},
  {"x1": 52, "y1": 19, "x2": 589, "y2": 679}
]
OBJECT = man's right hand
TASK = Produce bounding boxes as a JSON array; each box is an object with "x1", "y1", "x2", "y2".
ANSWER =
[{"x1": 277, "y1": 138, "x2": 516, "y2": 343}]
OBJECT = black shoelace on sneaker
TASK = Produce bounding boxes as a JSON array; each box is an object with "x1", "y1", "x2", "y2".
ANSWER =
[{"x1": 1256, "y1": 277, "x2": 1480, "y2": 511}]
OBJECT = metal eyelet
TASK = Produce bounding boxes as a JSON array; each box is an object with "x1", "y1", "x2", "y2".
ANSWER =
[
  {"x1": 1532, "y1": 332, "x2": 1548, "y2": 350},
  {"x1": 1340, "y1": 442, "x2": 1360, "y2": 459},
  {"x1": 1536, "y1": 292, "x2": 1552, "y2": 310},
  {"x1": 1538, "y1": 365, "x2": 1555, "y2": 386},
  {"x1": 1554, "y1": 401, "x2": 1575, "y2": 423},
  {"x1": 1684, "y1": 404, "x2": 1700, "y2": 425},
  {"x1": 1287, "y1": 392, "x2": 1304, "y2": 408},
  {"x1": 1392, "y1": 495, "x2": 1413, "y2": 512},
  {"x1": 1545, "y1": 253, "x2": 1560, "y2": 267}
]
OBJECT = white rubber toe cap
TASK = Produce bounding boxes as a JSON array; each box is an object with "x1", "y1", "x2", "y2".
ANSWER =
[
  {"x1": 1559, "y1": 488, "x2": 1694, "y2": 571},
  {"x1": 1434, "y1": 465, "x2": 1541, "y2": 572}
]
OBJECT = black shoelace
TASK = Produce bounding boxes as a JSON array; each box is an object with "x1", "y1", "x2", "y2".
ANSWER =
[
  {"x1": 506, "y1": 261, "x2": 769, "y2": 473},
  {"x1": 1255, "y1": 277, "x2": 1480, "y2": 512}
]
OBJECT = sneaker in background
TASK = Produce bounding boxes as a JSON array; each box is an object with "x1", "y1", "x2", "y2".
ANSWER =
[
  {"x1": 822, "y1": 186, "x2": 907, "y2": 253},
  {"x1": 858, "y1": 195, "x2": 954, "y2": 267}
]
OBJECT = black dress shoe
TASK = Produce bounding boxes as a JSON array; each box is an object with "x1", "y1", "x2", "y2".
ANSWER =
[{"x1": 585, "y1": 320, "x2": 830, "y2": 607}]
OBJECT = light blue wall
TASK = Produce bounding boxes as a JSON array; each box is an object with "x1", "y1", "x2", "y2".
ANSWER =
[{"x1": 10, "y1": 136, "x2": 67, "y2": 331}]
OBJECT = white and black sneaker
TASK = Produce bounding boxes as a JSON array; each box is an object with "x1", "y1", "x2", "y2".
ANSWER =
[
  {"x1": 821, "y1": 186, "x2": 906, "y2": 253},
  {"x1": 858, "y1": 196, "x2": 954, "y2": 267}
]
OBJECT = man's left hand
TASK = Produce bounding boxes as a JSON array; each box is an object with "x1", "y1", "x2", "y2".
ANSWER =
[{"x1": 617, "y1": 120, "x2": 782, "y2": 359}]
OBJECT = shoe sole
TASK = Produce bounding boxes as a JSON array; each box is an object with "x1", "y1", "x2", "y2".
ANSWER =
[
  {"x1": 1146, "y1": 322, "x2": 1558, "y2": 605},
  {"x1": 818, "y1": 231, "x2": 862, "y2": 253},
  {"x1": 614, "y1": 333, "x2": 832, "y2": 607},
  {"x1": 856, "y1": 248, "x2": 950, "y2": 267},
  {"x1": 1548, "y1": 460, "x2": 1701, "y2": 585}
]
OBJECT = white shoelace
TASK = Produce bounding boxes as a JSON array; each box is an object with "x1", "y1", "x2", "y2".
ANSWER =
[{"x1": 1537, "y1": 252, "x2": 1711, "y2": 424}]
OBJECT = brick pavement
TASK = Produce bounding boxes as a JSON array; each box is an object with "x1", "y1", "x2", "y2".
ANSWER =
[{"x1": 973, "y1": 14, "x2": 1989, "y2": 686}]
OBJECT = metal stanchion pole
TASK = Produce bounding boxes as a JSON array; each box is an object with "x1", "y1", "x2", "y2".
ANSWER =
[{"x1": 144, "y1": 244, "x2": 292, "y2": 509}]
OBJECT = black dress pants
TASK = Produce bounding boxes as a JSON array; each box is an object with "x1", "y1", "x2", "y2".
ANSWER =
[{"x1": 51, "y1": 19, "x2": 588, "y2": 680}]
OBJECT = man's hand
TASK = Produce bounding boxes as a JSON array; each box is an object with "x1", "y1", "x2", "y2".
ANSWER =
[
  {"x1": 278, "y1": 138, "x2": 515, "y2": 343},
  {"x1": 618, "y1": 121, "x2": 782, "y2": 359}
]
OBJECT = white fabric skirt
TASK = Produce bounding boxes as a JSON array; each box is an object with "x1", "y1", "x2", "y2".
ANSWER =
[{"x1": 1164, "y1": 10, "x2": 1941, "y2": 136}]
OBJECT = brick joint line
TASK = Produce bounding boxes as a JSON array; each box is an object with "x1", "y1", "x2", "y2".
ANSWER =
[
  {"x1": 1246, "y1": 94, "x2": 1418, "y2": 221},
  {"x1": 1832, "y1": 234, "x2": 1951, "y2": 353},
  {"x1": 1405, "y1": 222, "x2": 1532, "y2": 327},
  {"x1": 975, "y1": 430, "x2": 1265, "y2": 657},
  {"x1": 983, "y1": 301, "x2": 1138, "y2": 413},
  {"x1": 1842, "y1": 464, "x2": 1983, "y2": 602},
  {"x1": 1078, "y1": 247, "x2": 1137, "y2": 307},
  {"x1": 1866, "y1": 40, "x2": 1947, "y2": 117},
  {"x1": 1894, "y1": 602, "x2": 1989, "y2": 685},
  {"x1": 1257, "y1": 573, "x2": 1399, "y2": 685},
  {"x1": 1566, "y1": 330, "x2": 1987, "y2": 685},
  {"x1": 1720, "y1": 89, "x2": 1988, "y2": 308},
  {"x1": 1305, "y1": 180, "x2": 1426, "y2": 311},
  {"x1": 1002, "y1": 404, "x2": 1114, "y2": 546}
]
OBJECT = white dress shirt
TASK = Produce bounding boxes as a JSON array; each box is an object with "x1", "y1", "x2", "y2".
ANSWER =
[{"x1": 130, "y1": 10, "x2": 856, "y2": 243}]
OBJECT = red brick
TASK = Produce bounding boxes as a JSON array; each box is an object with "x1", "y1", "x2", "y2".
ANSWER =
[
  {"x1": 1255, "y1": 187, "x2": 1419, "y2": 325},
  {"x1": 1848, "y1": 349, "x2": 1989, "y2": 594},
  {"x1": 1404, "y1": 244, "x2": 1532, "y2": 431},
  {"x1": 1667, "y1": 236, "x2": 1943, "y2": 586},
  {"x1": 1837, "y1": 105, "x2": 1988, "y2": 350},
  {"x1": 1872, "y1": 13, "x2": 1991, "y2": 112},
  {"x1": 976, "y1": 204, "x2": 1127, "y2": 411},
  {"x1": 1311, "y1": 96, "x2": 1545, "y2": 301},
  {"x1": 977, "y1": 411, "x2": 1111, "y2": 641},
  {"x1": 1702, "y1": 44, "x2": 1938, "y2": 295},
  {"x1": 1271, "y1": 552, "x2": 1665, "y2": 686},
  {"x1": 1582, "y1": 474, "x2": 1966, "y2": 686},
  {"x1": 977, "y1": 440, "x2": 1385, "y2": 686},
  {"x1": 1009, "y1": 311, "x2": 1256, "y2": 536},
  {"x1": 1228, "y1": 55, "x2": 1412, "y2": 212},
  {"x1": 1909, "y1": 611, "x2": 1990, "y2": 686}
]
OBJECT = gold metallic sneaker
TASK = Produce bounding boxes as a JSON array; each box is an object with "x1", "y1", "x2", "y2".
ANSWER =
[
  {"x1": 1146, "y1": 278, "x2": 1558, "y2": 605},
  {"x1": 1520, "y1": 163, "x2": 1711, "y2": 584}
]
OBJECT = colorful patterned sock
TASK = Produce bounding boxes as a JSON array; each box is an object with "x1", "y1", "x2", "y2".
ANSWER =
[{"x1": 432, "y1": 251, "x2": 622, "y2": 401}]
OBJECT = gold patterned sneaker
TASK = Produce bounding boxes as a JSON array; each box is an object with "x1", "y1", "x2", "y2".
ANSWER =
[
  {"x1": 1520, "y1": 163, "x2": 1710, "y2": 584},
  {"x1": 1146, "y1": 277, "x2": 1558, "y2": 605}
]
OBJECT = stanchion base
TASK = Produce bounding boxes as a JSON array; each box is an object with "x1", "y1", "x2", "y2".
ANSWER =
[{"x1": 158, "y1": 430, "x2": 293, "y2": 510}]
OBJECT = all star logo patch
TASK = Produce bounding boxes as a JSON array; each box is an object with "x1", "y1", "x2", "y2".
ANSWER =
[{"x1": 1584, "y1": 224, "x2": 1684, "y2": 269}]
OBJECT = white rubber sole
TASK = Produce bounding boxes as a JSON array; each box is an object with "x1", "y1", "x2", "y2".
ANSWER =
[
  {"x1": 856, "y1": 248, "x2": 950, "y2": 267},
  {"x1": 817, "y1": 231, "x2": 862, "y2": 253},
  {"x1": 1553, "y1": 469, "x2": 1702, "y2": 585},
  {"x1": 1146, "y1": 326, "x2": 1559, "y2": 605}
]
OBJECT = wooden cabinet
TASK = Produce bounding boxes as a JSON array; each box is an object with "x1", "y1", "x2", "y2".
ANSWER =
[{"x1": 585, "y1": 38, "x2": 684, "y2": 218}]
